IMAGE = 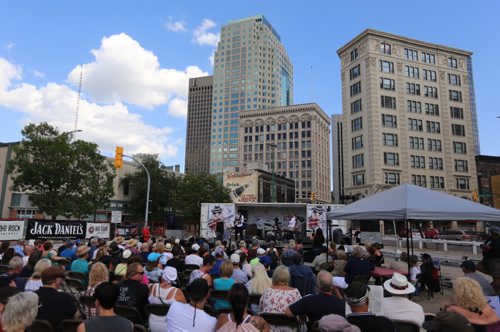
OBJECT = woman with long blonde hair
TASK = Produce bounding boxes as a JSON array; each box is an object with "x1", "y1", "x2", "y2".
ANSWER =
[
  {"x1": 246, "y1": 263, "x2": 272, "y2": 295},
  {"x1": 86, "y1": 262, "x2": 109, "y2": 296},
  {"x1": 444, "y1": 277, "x2": 498, "y2": 327}
]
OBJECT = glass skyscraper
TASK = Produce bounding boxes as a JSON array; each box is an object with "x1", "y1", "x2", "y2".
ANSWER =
[{"x1": 210, "y1": 15, "x2": 293, "y2": 174}]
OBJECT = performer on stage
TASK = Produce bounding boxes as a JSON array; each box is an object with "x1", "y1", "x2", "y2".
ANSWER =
[{"x1": 234, "y1": 211, "x2": 245, "y2": 241}]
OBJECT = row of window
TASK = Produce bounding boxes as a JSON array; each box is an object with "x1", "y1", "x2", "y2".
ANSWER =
[
  {"x1": 352, "y1": 172, "x2": 469, "y2": 189},
  {"x1": 243, "y1": 121, "x2": 312, "y2": 134}
]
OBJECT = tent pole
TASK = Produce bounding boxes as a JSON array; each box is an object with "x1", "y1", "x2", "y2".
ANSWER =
[
  {"x1": 410, "y1": 220, "x2": 414, "y2": 255},
  {"x1": 406, "y1": 220, "x2": 411, "y2": 277}
]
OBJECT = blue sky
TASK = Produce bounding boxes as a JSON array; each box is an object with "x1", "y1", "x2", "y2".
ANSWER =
[{"x1": 1, "y1": 0, "x2": 499, "y2": 170}]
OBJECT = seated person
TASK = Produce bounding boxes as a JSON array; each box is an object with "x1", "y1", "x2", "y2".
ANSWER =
[
  {"x1": 333, "y1": 246, "x2": 374, "y2": 289},
  {"x1": 116, "y1": 262, "x2": 149, "y2": 322}
]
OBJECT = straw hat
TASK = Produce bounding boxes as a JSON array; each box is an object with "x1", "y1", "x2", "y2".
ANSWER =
[
  {"x1": 127, "y1": 238, "x2": 138, "y2": 247},
  {"x1": 113, "y1": 236, "x2": 125, "y2": 244},
  {"x1": 383, "y1": 272, "x2": 416, "y2": 295},
  {"x1": 76, "y1": 245, "x2": 90, "y2": 257}
]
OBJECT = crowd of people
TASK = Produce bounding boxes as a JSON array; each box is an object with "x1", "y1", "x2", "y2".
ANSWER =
[{"x1": 0, "y1": 227, "x2": 496, "y2": 332}]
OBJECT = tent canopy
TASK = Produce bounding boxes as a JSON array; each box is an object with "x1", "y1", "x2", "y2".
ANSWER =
[{"x1": 331, "y1": 184, "x2": 500, "y2": 222}]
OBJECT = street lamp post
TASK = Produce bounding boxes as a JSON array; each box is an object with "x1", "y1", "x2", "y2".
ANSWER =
[
  {"x1": 266, "y1": 143, "x2": 277, "y2": 203},
  {"x1": 124, "y1": 154, "x2": 151, "y2": 227}
]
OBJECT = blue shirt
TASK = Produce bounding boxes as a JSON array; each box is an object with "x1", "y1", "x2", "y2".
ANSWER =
[
  {"x1": 213, "y1": 277, "x2": 235, "y2": 310},
  {"x1": 209, "y1": 259, "x2": 224, "y2": 278},
  {"x1": 70, "y1": 258, "x2": 89, "y2": 276}
]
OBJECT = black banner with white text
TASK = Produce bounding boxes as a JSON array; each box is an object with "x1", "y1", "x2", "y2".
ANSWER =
[{"x1": 26, "y1": 219, "x2": 86, "y2": 239}]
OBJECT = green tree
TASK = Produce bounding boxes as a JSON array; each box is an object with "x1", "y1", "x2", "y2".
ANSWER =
[
  {"x1": 173, "y1": 173, "x2": 231, "y2": 221},
  {"x1": 7, "y1": 122, "x2": 115, "y2": 219}
]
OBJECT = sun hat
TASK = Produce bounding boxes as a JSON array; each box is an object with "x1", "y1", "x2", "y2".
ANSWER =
[
  {"x1": 113, "y1": 236, "x2": 125, "y2": 244},
  {"x1": 257, "y1": 248, "x2": 266, "y2": 255},
  {"x1": 230, "y1": 253, "x2": 240, "y2": 264},
  {"x1": 383, "y1": 273, "x2": 416, "y2": 295},
  {"x1": 422, "y1": 311, "x2": 474, "y2": 331},
  {"x1": 122, "y1": 249, "x2": 132, "y2": 259},
  {"x1": 162, "y1": 266, "x2": 178, "y2": 282},
  {"x1": 148, "y1": 252, "x2": 161, "y2": 262},
  {"x1": 127, "y1": 239, "x2": 138, "y2": 247},
  {"x1": 174, "y1": 239, "x2": 180, "y2": 244},
  {"x1": 76, "y1": 245, "x2": 91, "y2": 257},
  {"x1": 191, "y1": 243, "x2": 200, "y2": 251},
  {"x1": 165, "y1": 243, "x2": 173, "y2": 251}
]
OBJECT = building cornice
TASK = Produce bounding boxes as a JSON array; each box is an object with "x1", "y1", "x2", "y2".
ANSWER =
[{"x1": 239, "y1": 103, "x2": 330, "y2": 124}]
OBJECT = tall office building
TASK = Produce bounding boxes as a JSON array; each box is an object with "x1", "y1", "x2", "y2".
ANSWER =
[
  {"x1": 210, "y1": 15, "x2": 293, "y2": 174},
  {"x1": 239, "y1": 103, "x2": 331, "y2": 203},
  {"x1": 334, "y1": 29, "x2": 479, "y2": 200},
  {"x1": 331, "y1": 114, "x2": 344, "y2": 203},
  {"x1": 185, "y1": 76, "x2": 213, "y2": 174}
]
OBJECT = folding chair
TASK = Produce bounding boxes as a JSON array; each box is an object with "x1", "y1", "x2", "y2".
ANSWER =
[
  {"x1": 61, "y1": 319, "x2": 83, "y2": 332},
  {"x1": 185, "y1": 264, "x2": 200, "y2": 272},
  {"x1": 209, "y1": 290, "x2": 231, "y2": 315},
  {"x1": 115, "y1": 304, "x2": 145, "y2": 325},
  {"x1": 26, "y1": 319, "x2": 54, "y2": 332},
  {"x1": 67, "y1": 271, "x2": 86, "y2": 282},
  {"x1": 0, "y1": 264, "x2": 9, "y2": 274},
  {"x1": 64, "y1": 278, "x2": 85, "y2": 296},
  {"x1": 260, "y1": 313, "x2": 299, "y2": 328},
  {"x1": 133, "y1": 324, "x2": 148, "y2": 332},
  {"x1": 392, "y1": 320, "x2": 420, "y2": 332}
]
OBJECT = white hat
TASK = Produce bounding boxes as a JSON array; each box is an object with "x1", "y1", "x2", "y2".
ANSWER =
[
  {"x1": 383, "y1": 272, "x2": 415, "y2": 295},
  {"x1": 257, "y1": 248, "x2": 266, "y2": 255},
  {"x1": 230, "y1": 253, "x2": 240, "y2": 264},
  {"x1": 174, "y1": 239, "x2": 180, "y2": 244},
  {"x1": 162, "y1": 266, "x2": 178, "y2": 282},
  {"x1": 191, "y1": 243, "x2": 200, "y2": 251},
  {"x1": 122, "y1": 249, "x2": 132, "y2": 259}
]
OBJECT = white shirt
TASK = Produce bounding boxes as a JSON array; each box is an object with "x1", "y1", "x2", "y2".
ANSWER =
[
  {"x1": 288, "y1": 217, "x2": 296, "y2": 229},
  {"x1": 382, "y1": 296, "x2": 425, "y2": 327},
  {"x1": 185, "y1": 254, "x2": 203, "y2": 267},
  {"x1": 165, "y1": 301, "x2": 216, "y2": 331}
]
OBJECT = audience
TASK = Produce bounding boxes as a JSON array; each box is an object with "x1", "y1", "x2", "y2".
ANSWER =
[
  {"x1": 0, "y1": 287, "x2": 19, "y2": 332},
  {"x1": 333, "y1": 246, "x2": 374, "y2": 290},
  {"x1": 144, "y1": 252, "x2": 162, "y2": 282},
  {"x1": 24, "y1": 258, "x2": 51, "y2": 292},
  {"x1": 216, "y1": 283, "x2": 269, "y2": 332},
  {"x1": 0, "y1": 257, "x2": 24, "y2": 289},
  {"x1": 388, "y1": 252, "x2": 408, "y2": 271},
  {"x1": 460, "y1": 260, "x2": 495, "y2": 296},
  {"x1": 1, "y1": 292, "x2": 38, "y2": 332},
  {"x1": 185, "y1": 244, "x2": 203, "y2": 267},
  {"x1": 422, "y1": 311, "x2": 475, "y2": 332},
  {"x1": 85, "y1": 262, "x2": 109, "y2": 296},
  {"x1": 213, "y1": 261, "x2": 236, "y2": 311},
  {"x1": 166, "y1": 246, "x2": 186, "y2": 273},
  {"x1": 70, "y1": 245, "x2": 91, "y2": 279},
  {"x1": 230, "y1": 253, "x2": 248, "y2": 284},
  {"x1": 77, "y1": 282, "x2": 133, "y2": 332},
  {"x1": 116, "y1": 262, "x2": 149, "y2": 322},
  {"x1": 318, "y1": 314, "x2": 361, "y2": 332},
  {"x1": 288, "y1": 253, "x2": 316, "y2": 296},
  {"x1": 247, "y1": 263, "x2": 272, "y2": 296},
  {"x1": 189, "y1": 254, "x2": 215, "y2": 286},
  {"x1": 331, "y1": 250, "x2": 347, "y2": 277},
  {"x1": 165, "y1": 278, "x2": 216, "y2": 330},
  {"x1": 311, "y1": 245, "x2": 330, "y2": 272}
]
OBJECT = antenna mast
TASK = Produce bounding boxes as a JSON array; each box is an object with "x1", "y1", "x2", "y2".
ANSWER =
[{"x1": 74, "y1": 65, "x2": 83, "y2": 134}]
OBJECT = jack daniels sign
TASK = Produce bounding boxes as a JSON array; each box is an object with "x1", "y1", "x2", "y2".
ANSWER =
[{"x1": 26, "y1": 219, "x2": 86, "y2": 240}]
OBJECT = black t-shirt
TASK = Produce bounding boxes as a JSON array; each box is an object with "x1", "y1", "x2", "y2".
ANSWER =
[
  {"x1": 484, "y1": 237, "x2": 500, "y2": 258},
  {"x1": 289, "y1": 292, "x2": 346, "y2": 325},
  {"x1": 167, "y1": 257, "x2": 186, "y2": 273},
  {"x1": 116, "y1": 279, "x2": 149, "y2": 321},
  {"x1": 36, "y1": 287, "x2": 78, "y2": 332},
  {"x1": 344, "y1": 258, "x2": 375, "y2": 284},
  {"x1": 347, "y1": 313, "x2": 396, "y2": 332}
]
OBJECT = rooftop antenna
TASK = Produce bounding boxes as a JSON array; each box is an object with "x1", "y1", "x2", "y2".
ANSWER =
[
  {"x1": 309, "y1": 65, "x2": 315, "y2": 102},
  {"x1": 74, "y1": 65, "x2": 83, "y2": 136}
]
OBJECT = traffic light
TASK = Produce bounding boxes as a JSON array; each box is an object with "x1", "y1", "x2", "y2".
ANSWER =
[
  {"x1": 310, "y1": 191, "x2": 316, "y2": 202},
  {"x1": 472, "y1": 190, "x2": 478, "y2": 202},
  {"x1": 114, "y1": 146, "x2": 123, "y2": 169}
]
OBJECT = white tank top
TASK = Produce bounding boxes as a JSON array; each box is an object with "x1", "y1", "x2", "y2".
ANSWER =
[{"x1": 148, "y1": 284, "x2": 178, "y2": 305}]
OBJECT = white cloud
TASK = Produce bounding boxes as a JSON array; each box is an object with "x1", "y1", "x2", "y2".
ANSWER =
[
  {"x1": 4, "y1": 42, "x2": 14, "y2": 51},
  {"x1": 0, "y1": 57, "x2": 179, "y2": 158},
  {"x1": 193, "y1": 19, "x2": 220, "y2": 47},
  {"x1": 67, "y1": 33, "x2": 208, "y2": 109},
  {"x1": 167, "y1": 97, "x2": 188, "y2": 118},
  {"x1": 164, "y1": 17, "x2": 188, "y2": 32},
  {"x1": 32, "y1": 70, "x2": 45, "y2": 78},
  {"x1": 209, "y1": 50, "x2": 215, "y2": 67}
]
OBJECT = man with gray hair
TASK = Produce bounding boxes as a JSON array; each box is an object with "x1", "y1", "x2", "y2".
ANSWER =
[
  {"x1": 285, "y1": 270, "x2": 346, "y2": 329},
  {"x1": 333, "y1": 246, "x2": 374, "y2": 290},
  {"x1": 0, "y1": 257, "x2": 24, "y2": 289}
]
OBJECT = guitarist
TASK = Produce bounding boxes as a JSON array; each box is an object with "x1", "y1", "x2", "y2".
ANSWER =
[{"x1": 234, "y1": 211, "x2": 245, "y2": 241}]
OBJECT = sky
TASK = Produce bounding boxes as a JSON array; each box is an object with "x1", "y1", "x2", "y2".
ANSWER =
[{"x1": 1, "y1": 0, "x2": 499, "y2": 170}]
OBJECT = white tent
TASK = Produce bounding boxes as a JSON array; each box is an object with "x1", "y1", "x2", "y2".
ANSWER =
[{"x1": 331, "y1": 184, "x2": 500, "y2": 222}]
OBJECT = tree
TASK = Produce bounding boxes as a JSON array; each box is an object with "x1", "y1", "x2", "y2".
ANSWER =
[
  {"x1": 173, "y1": 173, "x2": 231, "y2": 221},
  {"x1": 7, "y1": 122, "x2": 115, "y2": 219}
]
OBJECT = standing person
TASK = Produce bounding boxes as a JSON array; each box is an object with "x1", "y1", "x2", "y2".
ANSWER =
[
  {"x1": 234, "y1": 211, "x2": 245, "y2": 242},
  {"x1": 77, "y1": 282, "x2": 133, "y2": 332},
  {"x1": 216, "y1": 283, "x2": 269, "y2": 332},
  {"x1": 142, "y1": 226, "x2": 151, "y2": 243},
  {"x1": 165, "y1": 278, "x2": 217, "y2": 331},
  {"x1": 116, "y1": 262, "x2": 149, "y2": 322},
  {"x1": 1, "y1": 292, "x2": 39, "y2": 332},
  {"x1": 478, "y1": 226, "x2": 500, "y2": 294}
]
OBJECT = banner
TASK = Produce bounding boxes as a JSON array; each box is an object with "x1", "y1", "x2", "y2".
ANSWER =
[
  {"x1": 85, "y1": 223, "x2": 110, "y2": 239},
  {"x1": 0, "y1": 220, "x2": 25, "y2": 240},
  {"x1": 199, "y1": 203, "x2": 235, "y2": 239},
  {"x1": 26, "y1": 219, "x2": 86, "y2": 239},
  {"x1": 115, "y1": 224, "x2": 139, "y2": 237},
  {"x1": 223, "y1": 171, "x2": 258, "y2": 203}
]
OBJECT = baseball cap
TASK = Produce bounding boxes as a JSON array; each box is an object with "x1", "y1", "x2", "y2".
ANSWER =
[
  {"x1": 422, "y1": 311, "x2": 474, "y2": 331},
  {"x1": 148, "y1": 252, "x2": 161, "y2": 262},
  {"x1": 230, "y1": 253, "x2": 240, "y2": 264},
  {"x1": 489, "y1": 226, "x2": 500, "y2": 234},
  {"x1": 214, "y1": 246, "x2": 225, "y2": 257},
  {"x1": 191, "y1": 243, "x2": 200, "y2": 251},
  {"x1": 41, "y1": 267, "x2": 66, "y2": 284},
  {"x1": 345, "y1": 283, "x2": 370, "y2": 305},
  {"x1": 460, "y1": 260, "x2": 476, "y2": 272},
  {"x1": 259, "y1": 255, "x2": 272, "y2": 266},
  {"x1": 162, "y1": 266, "x2": 178, "y2": 282},
  {"x1": 257, "y1": 248, "x2": 266, "y2": 255}
]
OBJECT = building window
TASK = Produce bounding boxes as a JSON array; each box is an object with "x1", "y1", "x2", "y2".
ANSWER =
[
  {"x1": 408, "y1": 118, "x2": 423, "y2": 131},
  {"x1": 380, "y1": 60, "x2": 394, "y2": 73},
  {"x1": 381, "y1": 95, "x2": 396, "y2": 109},
  {"x1": 448, "y1": 57, "x2": 458, "y2": 69},
  {"x1": 448, "y1": 74, "x2": 461, "y2": 86},
  {"x1": 382, "y1": 114, "x2": 397, "y2": 128},
  {"x1": 352, "y1": 135, "x2": 363, "y2": 149},
  {"x1": 380, "y1": 77, "x2": 395, "y2": 90},
  {"x1": 409, "y1": 136, "x2": 424, "y2": 150},
  {"x1": 429, "y1": 157, "x2": 443, "y2": 170},
  {"x1": 351, "y1": 99, "x2": 362, "y2": 114},
  {"x1": 350, "y1": 82, "x2": 362, "y2": 96},
  {"x1": 456, "y1": 177, "x2": 470, "y2": 190},
  {"x1": 423, "y1": 69, "x2": 437, "y2": 81},
  {"x1": 453, "y1": 141, "x2": 467, "y2": 154},
  {"x1": 353, "y1": 173, "x2": 365, "y2": 186},
  {"x1": 350, "y1": 65, "x2": 361, "y2": 80},
  {"x1": 351, "y1": 48, "x2": 359, "y2": 61},
  {"x1": 384, "y1": 152, "x2": 399, "y2": 166},
  {"x1": 385, "y1": 172, "x2": 400, "y2": 185},
  {"x1": 353, "y1": 154, "x2": 364, "y2": 168},
  {"x1": 404, "y1": 48, "x2": 419, "y2": 61},
  {"x1": 406, "y1": 83, "x2": 421, "y2": 95},
  {"x1": 380, "y1": 42, "x2": 391, "y2": 55},
  {"x1": 421, "y1": 52, "x2": 436, "y2": 64},
  {"x1": 383, "y1": 133, "x2": 398, "y2": 146},
  {"x1": 455, "y1": 160, "x2": 468, "y2": 172},
  {"x1": 449, "y1": 90, "x2": 462, "y2": 102},
  {"x1": 410, "y1": 155, "x2": 426, "y2": 168},
  {"x1": 430, "y1": 176, "x2": 445, "y2": 189},
  {"x1": 424, "y1": 86, "x2": 438, "y2": 98},
  {"x1": 426, "y1": 121, "x2": 441, "y2": 134},
  {"x1": 412, "y1": 175, "x2": 427, "y2": 187},
  {"x1": 427, "y1": 139, "x2": 442, "y2": 151},
  {"x1": 451, "y1": 107, "x2": 464, "y2": 119},
  {"x1": 425, "y1": 104, "x2": 439, "y2": 116},
  {"x1": 405, "y1": 65, "x2": 420, "y2": 79},
  {"x1": 407, "y1": 100, "x2": 422, "y2": 113},
  {"x1": 351, "y1": 117, "x2": 363, "y2": 131},
  {"x1": 452, "y1": 124, "x2": 466, "y2": 136}
]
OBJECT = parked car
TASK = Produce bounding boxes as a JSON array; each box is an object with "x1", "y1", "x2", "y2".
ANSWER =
[
  {"x1": 437, "y1": 229, "x2": 472, "y2": 241},
  {"x1": 398, "y1": 228, "x2": 422, "y2": 239},
  {"x1": 423, "y1": 228, "x2": 439, "y2": 239}
]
